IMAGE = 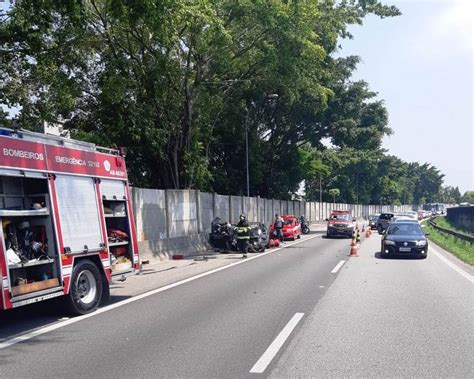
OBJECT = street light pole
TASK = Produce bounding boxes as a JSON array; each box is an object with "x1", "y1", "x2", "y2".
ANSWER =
[
  {"x1": 245, "y1": 111, "x2": 249, "y2": 198},
  {"x1": 356, "y1": 173, "x2": 359, "y2": 205},
  {"x1": 319, "y1": 175, "x2": 322, "y2": 220},
  {"x1": 245, "y1": 93, "x2": 278, "y2": 201}
]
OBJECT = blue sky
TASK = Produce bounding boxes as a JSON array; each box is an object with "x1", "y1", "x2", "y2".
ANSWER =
[{"x1": 339, "y1": 0, "x2": 473, "y2": 193}]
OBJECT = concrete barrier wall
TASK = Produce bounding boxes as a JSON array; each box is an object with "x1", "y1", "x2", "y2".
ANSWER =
[
  {"x1": 274, "y1": 200, "x2": 281, "y2": 218},
  {"x1": 247, "y1": 196, "x2": 258, "y2": 222},
  {"x1": 200, "y1": 192, "x2": 214, "y2": 234},
  {"x1": 132, "y1": 186, "x2": 417, "y2": 260},
  {"x1": 447, "y1": 206, "x2": 474, "y2": 232},
  {"x1": 258, "y1": 198, "x2": 266, "y2": 224},
  {"x1": 168, "y1": 190, "x2": 198, "y2": 238},
  {"x1": 230, "y1": 195, "x2": 242, "y2": 224},
  {"x1": 215, "y1": 194, "x2": 230, "y2": 222},
  {"x1": 265, "y1": 198, "x2": 273, "y2": 226}
]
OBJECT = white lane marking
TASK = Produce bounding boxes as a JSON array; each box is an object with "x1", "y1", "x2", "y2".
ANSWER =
[
  {"x1": 430, "y1": 246, "x2": 474, "y2": 284},
  {"x1": 0, "y1": 234, "x2": 323, "y2": 349},
  {"x1": 249, "y1": 312, "x2": 305, "y2": 374},
  {"x1": 331, "y1": 260, "x2": 346, "y2": 274}
]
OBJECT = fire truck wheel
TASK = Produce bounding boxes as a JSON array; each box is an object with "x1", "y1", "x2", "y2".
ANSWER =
[{"x1": 67, "y1": 260, "x2": 103, "y2": 315}]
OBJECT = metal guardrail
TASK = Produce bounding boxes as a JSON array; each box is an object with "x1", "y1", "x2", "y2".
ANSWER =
[{"x1": 428, "y1": 217, "x2": 474, "y2": 244}]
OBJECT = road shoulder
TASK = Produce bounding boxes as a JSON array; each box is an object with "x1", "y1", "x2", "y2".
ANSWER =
[{"x1": 427, "y1": 238, "x2": 474, "y2": 276}]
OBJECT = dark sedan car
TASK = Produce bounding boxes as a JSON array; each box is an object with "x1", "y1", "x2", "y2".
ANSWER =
[
  {"x1": 368, "y1": 214, "x2": 380, "y2": 230},
  {"x1": 381, "y1": 222, "x2": 428, "y2": 259}
]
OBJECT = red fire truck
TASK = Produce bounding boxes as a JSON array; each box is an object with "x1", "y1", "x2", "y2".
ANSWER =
[{"x1": 0, "y1": 127, "x2": 139, "y2": 314}]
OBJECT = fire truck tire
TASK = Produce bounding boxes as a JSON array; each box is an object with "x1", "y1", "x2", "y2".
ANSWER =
[{"x1": 67, "y1": 260, "x2": 103, "y2": 315}]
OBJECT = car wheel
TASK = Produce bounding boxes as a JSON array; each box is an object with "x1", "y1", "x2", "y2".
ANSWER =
[{"x1": 66, "y1": 260, "x2": 103, "y2": 315}]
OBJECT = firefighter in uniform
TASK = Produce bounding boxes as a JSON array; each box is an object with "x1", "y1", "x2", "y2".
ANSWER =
[{"x1": 236, "y1": 214, "x2": 251, "y2": 258}]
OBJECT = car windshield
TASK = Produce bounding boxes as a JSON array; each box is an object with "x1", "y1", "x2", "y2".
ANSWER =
[
  {"x1": 387, "y1": 223, "x2": 423, "y2": 236},
  {"x1": 331, "y1": 214, "x2": 351, "y2": 220},
  {"x1": 370, "y1": 215, "x2": 379, "y2": 221}
]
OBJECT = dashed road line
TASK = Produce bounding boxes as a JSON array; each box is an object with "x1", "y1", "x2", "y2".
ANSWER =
[
  {"x1": 331, "y1": 260, "x2": 346, "y2": 273},
  {"x1": 250, "y1": 312, "x2": 305, "y2": 374}
]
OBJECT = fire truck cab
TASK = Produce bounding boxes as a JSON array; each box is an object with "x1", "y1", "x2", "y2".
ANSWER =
[{"x1": 0, "y1": 127, "x2": 139, "y2": 314}]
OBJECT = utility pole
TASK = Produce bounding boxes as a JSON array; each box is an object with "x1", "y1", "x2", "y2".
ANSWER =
[
  {"x1": 356, "y1": 173, "x2": 359, "y2": 205},
  {"x1": 319, "y1": 175, "x2": 322, "y2": 219},
  {"x1": 245, "y1": 94, "x2": 278, "y2": 203},
  {"x1": 245, "y1": 111, "x2": 249, "y2": 198}
]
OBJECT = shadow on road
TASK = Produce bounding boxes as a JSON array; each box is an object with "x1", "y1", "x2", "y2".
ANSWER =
[
  {"x1": 0, "y1": 298, "x2": 66, "y2": 341},
  {"x1": 374, "y1": 251, "x2": 422, "y2": 260},
  {"x1": 0, "y1": 293, "x2": 132, "y2": 342}
]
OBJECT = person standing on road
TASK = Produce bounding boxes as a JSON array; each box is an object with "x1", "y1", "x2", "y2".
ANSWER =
[
  {"x1": 236, "y1": 214, "x2": 251, "y2": 258},
  {"x1": 274, "y1": 214, "x2": 284, "y2": 243}
]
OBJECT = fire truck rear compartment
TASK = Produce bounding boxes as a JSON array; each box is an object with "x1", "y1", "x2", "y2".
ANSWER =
[
  {"x1": 103, "y1": 198, "x2": 134, "y2": 275},
  {"x1": 1, "y1": 176, "x2": 62, "y2": 301}
]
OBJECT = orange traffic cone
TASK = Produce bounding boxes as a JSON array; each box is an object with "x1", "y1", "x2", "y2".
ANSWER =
[
  {"x1": 349, "y1": 241, "x2": 359, "y2": 257},
  {"x1": 365, "y1": 228, "x2": 370, "y2": 238}
]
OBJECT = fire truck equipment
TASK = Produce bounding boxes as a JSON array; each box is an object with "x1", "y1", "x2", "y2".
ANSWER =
[
  {"x1": 0, "y1": 126, "x2": 139, "y2": 314},
  {"x1": 111, "y1": 202, "x2": 126, "y2": 216},
  {"x1": 6, "y1": 248, "x2": 21, "y2": 264},
  {"x1": 111, "y1": 246, "x2": 128, "y2": 257},
  {"x1": 104, "y1": 206, "x2": 114, "y2": 214},
  {"x1": 108, "y1": 227, "x2": 129, "y2": 242}
]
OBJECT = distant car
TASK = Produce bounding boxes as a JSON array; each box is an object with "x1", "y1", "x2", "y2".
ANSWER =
[
  {"x1": 399, "y1": 211, "x2": 418, "y2": 220},
  {"x1": 381, "y1": 222, "x2": 428, "y2": 259},
  {"x1": 368, "y1": 214, "x2": 380, "y2": 230},
  {"x1": 270, "y1": 215, "x2": 301, "y2": 241},
  {"x1": 377, "y1": 213, "x2": 395, "y2": 233},
  {"x1": 326, "y1": 210, "x2": 355, "y2": 238}
]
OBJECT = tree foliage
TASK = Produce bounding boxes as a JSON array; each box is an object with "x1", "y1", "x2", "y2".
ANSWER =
[
  {"x1": 460, "y1": 191, "x2": 474, "y2": 204},
  {"x1": 2, "y1": 1, "x2": 450, "y2": 205}
]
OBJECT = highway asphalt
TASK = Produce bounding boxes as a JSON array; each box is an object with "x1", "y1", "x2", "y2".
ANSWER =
[
  {"x1": 271, "y1": 236, "x2": 474, "y2": 377},
  {"x1": 0, "y1": 233, "x2": 349, "y2": 377},
  {"x1": 0, "y1": 231, "x2": 472, "y2": 378}
]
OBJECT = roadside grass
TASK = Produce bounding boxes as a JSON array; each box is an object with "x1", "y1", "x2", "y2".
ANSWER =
[{"x1": 423, "y1": 221, "x2": 474, "y2": 266}]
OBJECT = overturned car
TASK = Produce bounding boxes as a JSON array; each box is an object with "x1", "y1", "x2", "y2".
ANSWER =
[
  {"x1": 248, "y1": 222, "x2": 269, "y2": 253},
  {"x1": 209, "y1": 218, "x2": 269, "y2": 253},
  {"x1": 209, "y1": 218, "x2": 237, "y2": 252}
]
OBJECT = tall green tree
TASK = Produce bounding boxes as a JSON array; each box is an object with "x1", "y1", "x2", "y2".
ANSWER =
[
  {"x1": 461, "y1": 191, "x2": 474, "y2": 204},
  {"x1": 1, "y1": 0, "x2": 401, "y2": 196}
]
